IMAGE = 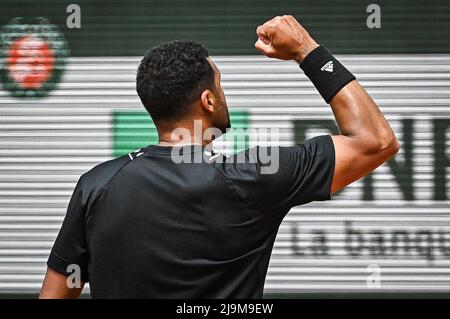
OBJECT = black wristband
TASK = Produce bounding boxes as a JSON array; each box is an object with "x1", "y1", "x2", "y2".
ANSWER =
[{"x1": 299, "y1": 46, "x2": 355, "y2": 103}]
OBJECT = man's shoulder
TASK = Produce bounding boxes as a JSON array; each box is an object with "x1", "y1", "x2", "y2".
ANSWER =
[
  {"x1": 209, "y1": 146, "x2": 281, "y2": 175},
  {"x1": 78, "y1": 153, "x2": 135, "y2": 202}
]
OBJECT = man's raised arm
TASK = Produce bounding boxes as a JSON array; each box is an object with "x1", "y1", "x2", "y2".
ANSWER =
[{"x1": 255, "y1": 15, "x2": 399, "y2": 193}]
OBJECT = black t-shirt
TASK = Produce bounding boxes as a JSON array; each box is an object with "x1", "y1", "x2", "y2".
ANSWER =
[{"x1": 47, "y1": 135, "x2": 335, "y2": 298}]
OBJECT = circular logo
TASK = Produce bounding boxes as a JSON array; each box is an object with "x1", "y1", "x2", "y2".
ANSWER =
[{"x1": 0, "y1": 17, "x2": 69, "y2": 98}]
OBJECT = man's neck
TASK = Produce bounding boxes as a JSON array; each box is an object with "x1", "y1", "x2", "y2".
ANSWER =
[{"x1": 156, "y1": 119, "x2": 215, "y2": 147}]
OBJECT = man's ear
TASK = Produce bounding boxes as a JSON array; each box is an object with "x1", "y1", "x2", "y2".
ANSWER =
[{"x1": 200, "y1": 90, "x2": 215, "y2": 113}]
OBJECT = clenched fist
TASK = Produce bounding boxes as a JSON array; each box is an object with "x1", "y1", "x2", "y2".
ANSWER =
[{"x1": 255, "y1": 15, "x2": 319, "y2": 62}]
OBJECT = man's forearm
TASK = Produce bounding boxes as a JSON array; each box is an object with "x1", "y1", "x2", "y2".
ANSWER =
[
  {"x1": 294, "y1": 41, "x2": 398, "y2": 155},
  {"x1": 329, "y1": 80, "x2": 399, "y2": 154},
  {"x1": 295, "y1": 44, "x2": 398, "y2": 154},
  {"x1": 299, "y1": 47, "x2": 400, "y2": 191}
]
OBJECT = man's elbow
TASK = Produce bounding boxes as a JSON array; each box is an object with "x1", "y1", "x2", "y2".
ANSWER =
[
  {"x1": 380, "y1": 132, "x2": 400, "y2": 157},
  {"x1": 364, "y1": 131, "x2": 400, "y2": 158},
  {"x1": 388, "y1": 137, "x2": 401, "y2": 157}
]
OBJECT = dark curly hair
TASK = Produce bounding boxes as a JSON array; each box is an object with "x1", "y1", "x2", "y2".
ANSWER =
[{"x1": 136, "y1": 40, "x2": 215, "y2": 123}]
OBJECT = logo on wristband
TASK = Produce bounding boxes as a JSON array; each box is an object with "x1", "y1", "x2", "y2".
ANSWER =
[{"x1": 321, "y1": 60, "x2": 334, "y2": 73}]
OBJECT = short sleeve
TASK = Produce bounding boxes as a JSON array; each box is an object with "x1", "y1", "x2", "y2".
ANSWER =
[
  {"x1": 258, "y1": 135, "x2": 335, "y2": 212},
  {"x1": 47, "y1": 176, "x2": 89, "y2": 282}
]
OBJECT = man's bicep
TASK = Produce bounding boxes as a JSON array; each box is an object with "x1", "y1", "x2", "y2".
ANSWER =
[{"x1": 330, "y1": 135, "x2": 390, "y2": 193}]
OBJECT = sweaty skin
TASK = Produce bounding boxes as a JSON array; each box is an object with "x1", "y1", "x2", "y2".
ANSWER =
[{"x1": 40, "y1": 15, "x2": 399, "y2": 298}]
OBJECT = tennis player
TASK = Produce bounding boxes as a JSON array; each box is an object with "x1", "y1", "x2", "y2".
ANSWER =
[{"x1": 40, "y1": 15, "x2": 399, "y2": 298}]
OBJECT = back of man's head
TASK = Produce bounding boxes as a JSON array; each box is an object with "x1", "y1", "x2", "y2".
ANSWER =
[{"x1": 136, "y1": 40, "x2": 215, "y2": 124}]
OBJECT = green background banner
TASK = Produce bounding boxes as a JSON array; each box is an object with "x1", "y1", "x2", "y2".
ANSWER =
[{"x1": 113, "y1": 109, "x2": 249, "y2": 157}]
